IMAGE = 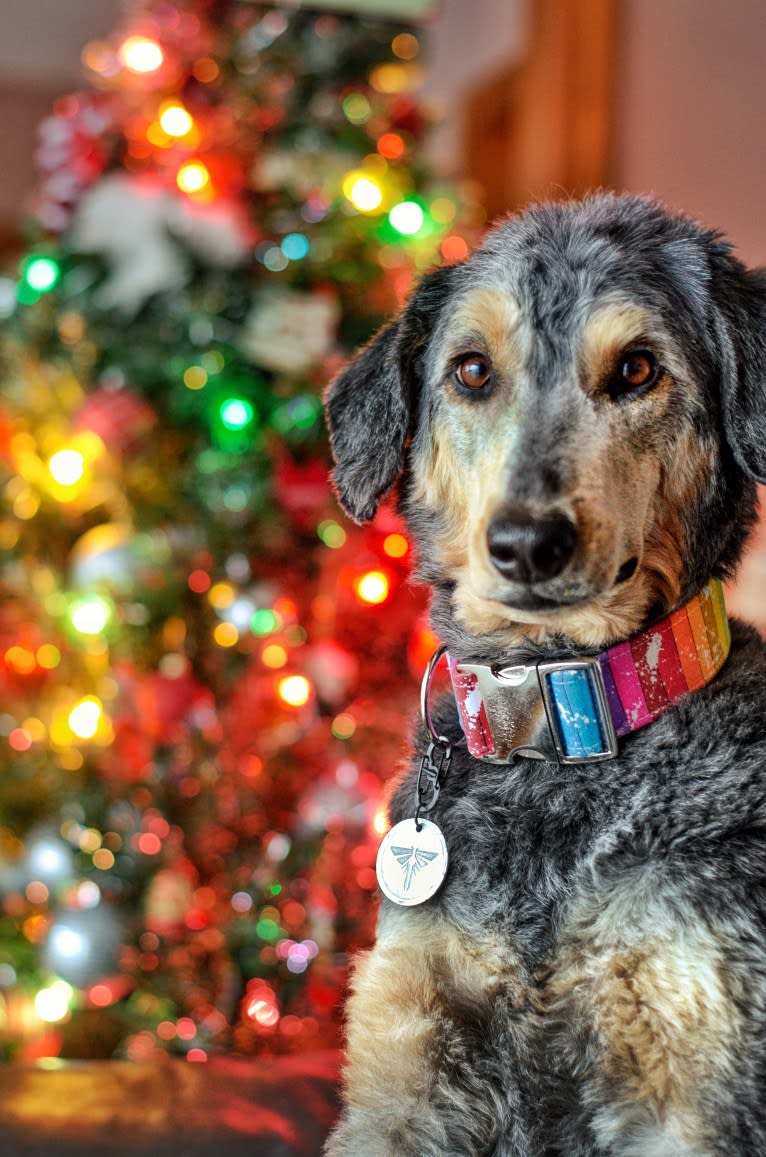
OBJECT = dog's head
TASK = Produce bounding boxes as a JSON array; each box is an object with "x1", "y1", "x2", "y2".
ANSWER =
[{"x1": 326, "y1": 194, "x2": 766, "y2": 652}]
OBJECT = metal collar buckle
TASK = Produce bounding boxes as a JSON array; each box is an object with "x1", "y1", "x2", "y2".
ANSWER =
[{"x1": 454, "y1": 655, "x2": 619, "y2": 765}]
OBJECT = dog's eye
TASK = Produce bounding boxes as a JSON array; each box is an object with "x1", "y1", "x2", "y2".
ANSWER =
[
  {"x1": 610, "y1": 350, "x2": 661, "y2": 397},
  {"x1": 455, "y1": 354, "x2": 492, "y2": 391}
]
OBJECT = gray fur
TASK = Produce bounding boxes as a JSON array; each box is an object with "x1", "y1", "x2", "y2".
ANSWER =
[{"x1": 324, "y1": 194, "x2": 766, "y2": 1155}]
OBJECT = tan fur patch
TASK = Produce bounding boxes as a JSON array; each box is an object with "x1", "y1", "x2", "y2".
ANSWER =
[
  {"x1": 409, "y1": 427, "x2": 473, "y2": 571},
  {"x1": 541, "y1": 878, "x2": 742, "y2": 1150},
  {"x1": 340, "y1": 906, "x2": 522, "y2": 1127},
  {"x1": 432, "y1": 285, "x2": 524, "y2": 372},
  {"x1": 452, "y1": 582, "x2": 665, "y2": 649},
  {"x1": 593, "y1": 945, "x2": 731, "y2": 1106},
  {"x1": 580, "y1": 301, "x2": 662, "y2": 394}
]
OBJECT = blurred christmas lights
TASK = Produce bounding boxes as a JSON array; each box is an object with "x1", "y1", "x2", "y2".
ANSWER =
[
  {"x1": 35, "y1": 980, "x2": 73, "y2": 1024},
  {"x1": 48, "y1": 449, "x2": 85, "y2": 487},
  {"x1": 0, "y1": 0, "x2": 475, "y2": 1069},
  {"x1": 355, "y1": 570, "x2": 390, "y2": 605},
  {"x1": 159, "y1": 102, "x2": 194, "y2": 137},
  {"x1": 176, "y1": 160, "x2": 210, "y2": 194},
  {"x1": 389, "y1": 199, "x2": 425, "y2": 235},
  {"x1": 68, "y1": 594, "x2": 113, "y2": 636},
  {"x1": 277, "y1": 674, "x2": 312, "y2": 707},
  {"x1": 67, "y1": 696, "x2": 105, "y2": 740},
  {"x1": 343, "y1": 172, "x2": 384, "y2": 213},
  {"x1": 118, "y1": 36, "x2": 164, "y2": 74},
  {"x1": 21, "y1": 256, "x2": 60, "y2": 294},
  {"x1": 219, "y1": 397, "x2": 254, "y2": 431}
]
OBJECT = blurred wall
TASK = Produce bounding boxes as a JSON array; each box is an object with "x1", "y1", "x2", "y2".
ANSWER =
[
  {"x1": 0, "y1": 83, "x2": 60, "y2": 233},
  {"x1": 614, "y1": 0, "x2": 766, "y2": 266},
  {"x1": 0, "y1": 0, "x2": 122, "y2": 237},
  {"x1": 422, "y1": 0, "x2": 528, "y2": 168}
]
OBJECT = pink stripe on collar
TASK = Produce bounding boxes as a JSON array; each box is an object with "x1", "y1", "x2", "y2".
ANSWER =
[{"x1": 602, "y1": 579, "x2": 730, "y2": 736}]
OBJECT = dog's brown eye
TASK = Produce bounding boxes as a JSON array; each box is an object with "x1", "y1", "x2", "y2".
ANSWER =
[
  {"x1": 455, "y1": 354, "x2": 492, "y2": 391},
  {"x1": 613, "y1": 350, "x2": 660, "y2": 395}
]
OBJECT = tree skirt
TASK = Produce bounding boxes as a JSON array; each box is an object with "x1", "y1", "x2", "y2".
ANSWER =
[{"x1": 0, "y1": 1051, "x2": 341, "y2": 1156}]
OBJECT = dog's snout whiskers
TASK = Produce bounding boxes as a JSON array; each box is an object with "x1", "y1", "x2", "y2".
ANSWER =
[{"x1": 487, "y1": 506, "x2": 577, "y2": 584}]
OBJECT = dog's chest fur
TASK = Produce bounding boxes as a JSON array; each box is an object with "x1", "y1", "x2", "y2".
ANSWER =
[{"x1": 345, "y1": 624, "x2": 766, "y2": 1155}]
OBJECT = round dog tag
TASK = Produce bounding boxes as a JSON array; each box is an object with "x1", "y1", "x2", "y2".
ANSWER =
[{"x1": 376, "y1": 818, "x2": 448, "y2": 907}]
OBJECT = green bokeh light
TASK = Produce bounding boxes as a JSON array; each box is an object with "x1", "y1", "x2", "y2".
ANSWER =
[
  {"x1": 219, "y1": 397, "x2": 254, "y2": 430},
  {"x1": 23, "y1": 256, "x2": 61, "y2": 293}
]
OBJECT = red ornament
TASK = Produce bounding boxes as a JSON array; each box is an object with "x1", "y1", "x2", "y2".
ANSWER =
[
  {"x1": 73, "y1": 389, "x2": 157, "y2": 455},
  {"x1": 273, "y1": 458, "x2": 330, "y2": 525}
]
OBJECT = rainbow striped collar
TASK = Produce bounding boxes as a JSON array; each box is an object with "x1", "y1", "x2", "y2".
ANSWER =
[{"x1": 448, "y1": 579, "x2": 731, "y2": 765}]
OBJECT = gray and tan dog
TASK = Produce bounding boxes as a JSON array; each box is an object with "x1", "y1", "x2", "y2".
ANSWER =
[{"x1": 324, "y1": 194, "x2": 766, "y2": 1155}]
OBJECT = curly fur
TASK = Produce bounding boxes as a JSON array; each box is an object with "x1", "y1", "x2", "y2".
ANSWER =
[{"x1": 324, "y1": 194, "x2": 766, "y2": 1155}]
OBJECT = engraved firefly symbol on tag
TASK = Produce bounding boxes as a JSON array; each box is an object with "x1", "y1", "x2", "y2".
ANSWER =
[{"x1": 390, "y1": 843, "x2": 439, "y2": 892}]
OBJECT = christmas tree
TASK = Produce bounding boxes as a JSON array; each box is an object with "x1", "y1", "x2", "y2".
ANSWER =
[{"x1": 0, "y1": 0, "x2": 479, "y2": 1061}]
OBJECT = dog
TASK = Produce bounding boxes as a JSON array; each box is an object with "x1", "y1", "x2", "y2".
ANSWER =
[{"x1": 323, "y1": 193, "x2": 766, "y2": 1156}]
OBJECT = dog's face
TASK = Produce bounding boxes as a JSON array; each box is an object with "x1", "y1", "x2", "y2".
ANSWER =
[{"x1": 327, "y1": 196, "x2": 766, "y2": 651}]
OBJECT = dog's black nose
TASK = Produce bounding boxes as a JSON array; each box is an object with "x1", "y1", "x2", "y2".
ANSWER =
[{"x1": 487, "y1": 506, "x2": 577, "y2": 583}]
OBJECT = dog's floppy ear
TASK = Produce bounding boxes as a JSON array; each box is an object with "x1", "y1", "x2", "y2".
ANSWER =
[
  {"x1": 711, "y1": 254, "x2": 766, "y2": 484},
  {"x1": 326, "y1": 264, "x2": 457, "y2": 522}
]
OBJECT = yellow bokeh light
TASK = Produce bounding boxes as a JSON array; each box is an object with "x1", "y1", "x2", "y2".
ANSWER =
[
  {"x1": 369, "y1": 62, "x2": 414, "y2": 95},
  {"x1": 277, "y1": 674, "x2": 312, "y2": 708},
  {"x1": 355, "y1": 570, "x2": 390, "y2": 605},
  {"x1": 0, "y1": 521, "x2": 19, "y2": 549},
  {"x1": 146, "y1": 121, "x2": 172, "y2": 149},
  {"x1": 213, "y1": 622, "x2": 239, "y2": 648},
  {"x1": 58, "y1": 748, "x2": 84, "y2": 770},
  {"x1": 35, "y1": 980, "x2": 73, "y2": 1023},
  {"x1": 49, "y1": 449, "x2": 85, "y2": 487},
  {"x1": 177, "y1": 161, "x2": 210, "y2": 194},
  {"x1": 208, "y1": 582, "x2": 235, "y2": 609},
  {"x1": 68, "y1": 697, "x2": 103, "y2": 740},
  {"x1": 37, "y1": 644, "x2": 61, "y2": 670},
  {"x1": 22, "y1": 717, "x2": 47, "y2": 743},
  {"x1": 183, "y1": 365, "x2": 208, "y2": 390},
  {"x1": 343, "y1": 173, "x2": 383, "y2": 213},
  {"x1": 13, "y1": 490, "x2": 40, "y2": 521},
  {"x1": 159, "y1": 103, "x2": 194, "y2": 137},
  {"x1": 262, "y1": 643, "x2": 288, "y2": 669},
  {"x1": 118, "y1": 36, "x2": 164, "y2": 74},
  {"x1": 79, "y1": 828, "x2": 102, "y2": 854},
  {"x1": 383, "y1": 533, "x2": 409, "y2": 559}
]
